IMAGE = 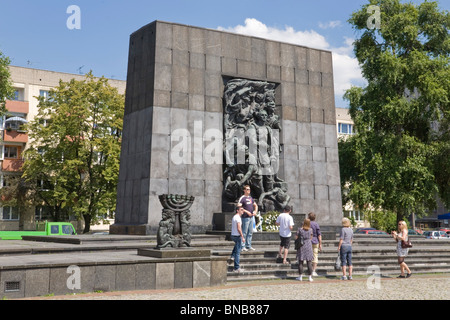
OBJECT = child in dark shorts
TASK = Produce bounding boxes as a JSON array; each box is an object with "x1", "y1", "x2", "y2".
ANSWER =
[{"x1": 276, "y1": 205, "x2": 294, "y2": 264}]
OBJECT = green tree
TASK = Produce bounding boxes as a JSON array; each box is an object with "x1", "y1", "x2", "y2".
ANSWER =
[
  {"x1": 0, "y1": 50, "x2": 14, "y2": 116},
  {"x1": 340, "y1": 0, "x2": 449, "y2": 222},
  {"x1": 22, "y1": 73, "x2": 124, "y2": 232}
]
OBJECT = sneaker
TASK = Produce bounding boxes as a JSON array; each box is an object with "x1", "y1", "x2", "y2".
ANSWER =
[
  {"x1": 406, "y1": 273, "x2": 412, "y2": 278},
  {"x1": 296, "y1": 276, "x2": 303, "y2": 281},
  {"x1": 249, "y1": 247, "x2": 256, "y2": 251},
  {"x1": 233, "y1": 268, "x2": 244, "y2": 273},
  {"x1": 241, "y1": 248, "x2": 248, "y2": 252},
  {"x1": 312, "y1": 271, "x2": 319, "y2": 277},
  {"x1": 397, "y1": 275, "x2": 406, "y2": 278},
  {"x1": 348, "y1": 276, "x2": 353, "y2": 280},
  {"x1": 229, "y1": 256, "x2": 235, "y2": 261},
  {"x1": 341, "y1": 276, "x2": 347, "y2": 280},
  {"x1": 309, "y1": 276, "x2": 314, "y2": 282}
]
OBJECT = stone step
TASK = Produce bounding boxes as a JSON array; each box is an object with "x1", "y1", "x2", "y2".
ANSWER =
[
  {"x1": 228, "y1": 258, "x2": 450, "y2": 271},
  {"x1": 212, "y1": 247, "x2": 450, "y2": 260},
  {"x1": 193, "y1": 238, "x2": 450, "y2": 249},
  {"x1": 212, "y1": 237, "x2": 450, "y2": 282},
  {"x1": 226, "y1": 264, "x2": 450, "y2": 282}
]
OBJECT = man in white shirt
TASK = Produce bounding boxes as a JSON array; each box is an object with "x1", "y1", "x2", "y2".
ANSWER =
[
  {"x1": 275, "y1": 205, "x2": 294, "y2": 264},
  {"x1": 230, "y1": 203, "x2": 245, "y2": 272}
]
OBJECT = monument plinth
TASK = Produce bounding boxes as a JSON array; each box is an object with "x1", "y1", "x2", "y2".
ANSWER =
[{"x1": 111, "y1": 21, "x2": 343, "y2": 236}]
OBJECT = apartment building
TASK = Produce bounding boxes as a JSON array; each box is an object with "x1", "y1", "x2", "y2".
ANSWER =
[{"x1": 1, "y1": 66, "x2": 125, "y2": 231}]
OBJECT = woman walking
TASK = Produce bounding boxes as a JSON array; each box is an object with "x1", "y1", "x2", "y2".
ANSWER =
[
  {"x1": 338, "y1": 217, "x2": 353, "y2": 280},
  {"x1": 295, "y1": 218, "x2": 314, "y2": 282},
  {"x1": 391, "y1": 220, "x2": 412, "y2": 278}
]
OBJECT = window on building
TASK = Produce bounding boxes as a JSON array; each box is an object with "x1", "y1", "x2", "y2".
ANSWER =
[
  {"x1": 2, "y1": 175, "x2": 10, "y2": 187},
  {"x1": 13, "y1": 90, "x2": 20, "y2": 101},
  {"x1": 38, "y1": 119, "x2": 52, "y2": 127},
  {"x1": 37, "y1": 179, "x2": 53, "y2": 191},
  {"x1": 343, "y1": 210, "x2": 363, "y2": 221},
  {"x1": 338, "y1": 123, "x2": 354, "y2": 135},
  {"x1": 12, "y1": 88, "x2": 24, "y2": 101},
  {"x1": 4, "y1": 146, "x2": 18, "y2": 159},
  {"x1": 5, "y1": 119, "x2": 25, "y2": 130},
  {"x1": 1, "y1": 206, "x2": 19, "y2": 220},
  {"x1": 35, "y1": 206, "x2": 52, "y2": 221},
  {"x1": 39, "y1": 90, "x2": 50, "y2": 100}
]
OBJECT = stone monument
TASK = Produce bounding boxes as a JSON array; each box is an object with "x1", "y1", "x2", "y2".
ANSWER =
[{"x1": 110, "y1": 21, "x2": 342, "y2": 235}]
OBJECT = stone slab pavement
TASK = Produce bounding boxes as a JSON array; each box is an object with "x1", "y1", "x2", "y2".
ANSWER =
[{"x1": 17, "y1": 273, "x2": 450, "y2": 300}]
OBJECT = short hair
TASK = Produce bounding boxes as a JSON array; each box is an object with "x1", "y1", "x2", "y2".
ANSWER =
[
  {"x1": 236, "y1": 203, "x2": 243, "y2": 211},
  {"x1": 308, "y1": 212, "x2": 316, "y2": 221},
  {"x1": 342, "y1": 217, "x2": 351, "y2": 227},
  {"x1": 243, "y1": 185, "x2": 250, "y2": 190},
  {"x1": 284, "y1": 205, "x2": 292, "y2": 212},
  {"x1": 302, "y1": 218, "x2": 311, "y2": 230}
]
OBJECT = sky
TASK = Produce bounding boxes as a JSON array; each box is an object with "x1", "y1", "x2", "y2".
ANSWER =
[{"x1": 0, "y1": 0, "x2": 448, "y2": 108}]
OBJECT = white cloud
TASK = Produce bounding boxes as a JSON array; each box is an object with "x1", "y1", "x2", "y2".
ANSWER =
[
  {"x1": 217, "y1": 18, "x2": 365, "y2": 101},
  {"x1": 319, "y1": 20, "x2": 342, "y2": 29},
  {"x1": 218, "y1": 18, "x2": 330, "y2": 50}
]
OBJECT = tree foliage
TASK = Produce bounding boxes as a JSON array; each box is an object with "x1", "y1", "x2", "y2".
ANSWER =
[
  {"x1": 0, "y1": 50, "x2": 14, "y2": 116},
  {"x1": 340, "y1": 0, "x2": 449, "y2": 221},
  {"x1": 22, "y1": 73, "x2": 124, "y2": 232}
]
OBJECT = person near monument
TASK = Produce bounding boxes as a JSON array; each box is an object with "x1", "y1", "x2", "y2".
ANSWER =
[
  {"x1": 295, "y1": 218, "x2": 314, "y2": 282},
  {"x1": 275, "y1": 205, "x2": 294, "y2": 264},
  {"x1": 391, "y1": 220, "x2": 412, "y2": 278},
  {"x1": 238, "y1": 185, "x2": 258, "y2": 251},
  {"x1": 308, "y1": 212, "x2": 322, "y2": 276},
  {"x1": 338, "y1": 217, "x2": 353, "y2": 280},
  {"x1": 230, "y1": 203, "x2": 245, "y2": 272}
]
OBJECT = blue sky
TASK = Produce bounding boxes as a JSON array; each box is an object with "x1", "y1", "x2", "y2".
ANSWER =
[{"x1": 0, "y1": 0, "x2": 448, "y2": 108}]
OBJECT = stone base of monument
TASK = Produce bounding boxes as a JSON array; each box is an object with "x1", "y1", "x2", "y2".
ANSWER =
[
  {"x1": 110, "y1": 223, "x2": 155, "y2": 235},
  {"x1": 137, "y1": 248, "x2": 227, "y2": 289}
]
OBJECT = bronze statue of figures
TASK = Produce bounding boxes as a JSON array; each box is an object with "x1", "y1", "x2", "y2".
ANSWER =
[
  {"x1": 156, "y1": 194, "x2": 195, "y2": 248},
  {"x1": 223, "y1": 78, "x2": 290, "y2": 213}
]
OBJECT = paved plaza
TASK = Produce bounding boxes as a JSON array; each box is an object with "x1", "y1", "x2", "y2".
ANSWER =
[{"x1": 18, "y1": 273, "x2": 449, "y2": 300}]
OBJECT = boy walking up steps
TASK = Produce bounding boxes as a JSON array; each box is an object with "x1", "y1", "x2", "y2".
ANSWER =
[{"x1": 275, "y1": 205, "x2": 294, "y2": 264}]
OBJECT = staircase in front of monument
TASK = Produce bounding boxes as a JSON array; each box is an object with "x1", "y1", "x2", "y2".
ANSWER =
[{"x1": 196, "y1": 235, "x2": 450, "y2": 282}]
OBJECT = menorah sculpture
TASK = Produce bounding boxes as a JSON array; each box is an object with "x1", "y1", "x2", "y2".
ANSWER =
[{"x1": 156, "y1": 194, "x2": 195, "y2": 248}]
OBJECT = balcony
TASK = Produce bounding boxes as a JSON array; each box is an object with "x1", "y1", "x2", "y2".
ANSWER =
[
  {"x1": 5, "y1": 100, "x2": 29, "y2": 114},
  {"x1": 3, "y1": 129, "x2": 28, "y2": 143},
  {"x1": 2, "y1": 159, "x2": 24, "y2": 172}
]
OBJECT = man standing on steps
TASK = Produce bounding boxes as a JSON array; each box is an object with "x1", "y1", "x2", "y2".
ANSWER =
[
  {"x1": 238, "y1": 185, "x2": 258, "y2": 252},
  {"x1": 308, "y1": 212, "x2": 322, "y2": 276},
  {"x1": 231, "y1": 203, "x2": 245, "y2": 273},
  {"x1": 276, "y1": 205, "x2": 294, "y2": 264}
]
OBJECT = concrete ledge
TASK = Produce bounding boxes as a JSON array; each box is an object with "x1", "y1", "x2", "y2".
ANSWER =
[{"x1": 0, "y1": 250, "x2": 227, "y2": 298}]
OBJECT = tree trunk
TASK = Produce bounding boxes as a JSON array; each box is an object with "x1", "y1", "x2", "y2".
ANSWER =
[{"x1": 83, "y1": 214, "x2": 91, "y2": 233}]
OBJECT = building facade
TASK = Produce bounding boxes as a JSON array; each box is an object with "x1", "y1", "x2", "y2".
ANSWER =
[{"x1": 0, "y1": 66, "x2": 125, "y2": 231}]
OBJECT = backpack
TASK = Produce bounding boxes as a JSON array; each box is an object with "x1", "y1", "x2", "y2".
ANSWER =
[{"x1": 295, "y1": 232, "x2": 304, "y2": 250}]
